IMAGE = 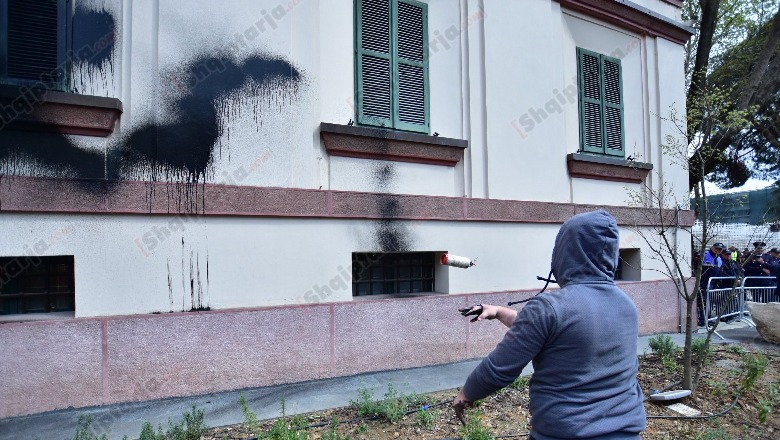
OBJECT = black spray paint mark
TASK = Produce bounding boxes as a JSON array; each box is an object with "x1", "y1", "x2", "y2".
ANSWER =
[
  {"x1": 372, "y1": 160, "x2": 411, "y2": 252},
  {"x1": 71, "y1": 4, "x2": 115, "y2": 68},
  {"x1": 0, "y1": 54, "x2": 303, "y2": 213},
  {"x1": 108, "y1": 54, "x2": 302, "y2": 213}
]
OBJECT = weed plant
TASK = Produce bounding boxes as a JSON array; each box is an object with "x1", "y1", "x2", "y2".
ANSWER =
[
  {"x1": 240, "y1": 393, "x2": 261, "y2": 435},
  {"x1": 349, "y1": 384, "x2": 418, "y2": 423},
  {"x1": 648, "y1": 334, "x2": 680, "y2": 373},
  {"x1": 70, "y1": 416, "x2": 108, "y2": 440},
  {"x1": 459, "y1": 410, "x2": 493, "y2": 440},
  {"x1": 740, "y1": 352, "x2": 768, "y2": 392},
  {"x1": 509, "y1": 376, "x2": 529, "y2": 390},
  {"x1": 415, "y1": 408, "x2": 438, "y2": 429}
]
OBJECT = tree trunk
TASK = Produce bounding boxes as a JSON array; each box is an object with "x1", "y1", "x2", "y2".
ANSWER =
[
  {"x1": 686, "y1": 0, "x2": 721, "y2": 139},
  {"x1": 683, "y1": 295, "x2": 694, "y2": 390}
]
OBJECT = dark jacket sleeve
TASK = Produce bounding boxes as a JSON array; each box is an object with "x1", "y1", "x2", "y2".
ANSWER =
[{"x1": 462, "y1": 297, "x2": 556, "y2": 401}]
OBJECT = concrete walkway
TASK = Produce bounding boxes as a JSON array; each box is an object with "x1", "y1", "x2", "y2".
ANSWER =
[{"x1": 0, "y1": 322, "x2": 765, "y2": 440}]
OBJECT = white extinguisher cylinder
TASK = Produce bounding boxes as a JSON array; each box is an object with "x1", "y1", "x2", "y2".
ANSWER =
[{"x1": 441, "y1": 253, "x2": 475, "y2": 269}]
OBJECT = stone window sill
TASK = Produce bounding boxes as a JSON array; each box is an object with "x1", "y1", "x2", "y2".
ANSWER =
[
  {"x1": 0, "y1": 311, "x2": 75, "y2": 324},
  {"x1": 320, "y1": 122, "x2": 468, "y2": 167},
  {"x1": 567, "y1": 153, "x2": 653, "y2": 184},
  {"x1": 0, "y1": 85, "x2": 123, "y2": 137}
]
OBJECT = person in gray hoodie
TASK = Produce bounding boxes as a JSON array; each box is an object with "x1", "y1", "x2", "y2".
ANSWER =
[{"x1": 454, "y1": 210, "x2": 646, "y2": 440}]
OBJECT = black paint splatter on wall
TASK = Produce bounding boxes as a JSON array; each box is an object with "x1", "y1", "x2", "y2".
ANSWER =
[
  {"x1": 372, "y1": 159, "x2": 411, "y2": 252},
  {"x1": 110, "y1": 55, "x2": 302, "y2": 212},
  {"x1": 71, "y1": 4, "x2": 116, "y2": 69},
  {"x1": 0, "y1": 54, "x2": 303, "y2": 213}
]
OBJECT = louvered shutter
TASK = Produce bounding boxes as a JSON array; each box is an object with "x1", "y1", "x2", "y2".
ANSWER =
[
  {"x1": 577, "y1": 48, "x2": 624, "y2": 156},
  {"x1": 2, "y1": 0, "x2": 68, "y2": 89},
  {"x1": 578, "y1": 48, "x2": 604, "y2": 154},
  {"x1": 394, "y1": 0, "x2": 428, "y2": 133},
  {"x1": 602, "y1": 55, "x2": 624, "y2": 156},
  {"x1": 356, "y1": 0, "x2": 393, "y2": 127}
]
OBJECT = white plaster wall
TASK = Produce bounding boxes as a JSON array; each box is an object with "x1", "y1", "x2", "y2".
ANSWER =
[
  {"x1": 1, "y1": 211, "x2": 677, "y2": 317},
  {"x1": 482, "y1": 0, "x2": 571, "y2": 203}
]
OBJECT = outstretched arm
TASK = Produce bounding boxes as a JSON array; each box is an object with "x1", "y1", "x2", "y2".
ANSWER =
[{"x1": 460, "y1": 304, "x2": 518, "y2": 328}]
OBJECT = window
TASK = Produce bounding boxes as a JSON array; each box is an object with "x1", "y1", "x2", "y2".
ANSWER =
[
  {"x1": 355, "y1": 0, "x2": 429, "y2": 133},
  {"x1": 353, "y1": 252, "x2": 435, "y2": 295},
  {"x1": 0, "y1": 0, "x2": 71, "y2": 90},
  {"x1": 0, "y1": 256, "x2": 75, "y2": 314},
  {"x1": 616, "y1": 249, "x2": 640, "y2": 281},
  {"x1": 577, "y1": 48, "x2": 624, "y2": 157}
]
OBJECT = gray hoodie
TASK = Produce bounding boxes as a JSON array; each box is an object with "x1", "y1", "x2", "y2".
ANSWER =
[{"x1": 463, "y1": 210, "x2": 646, "y2": 439}]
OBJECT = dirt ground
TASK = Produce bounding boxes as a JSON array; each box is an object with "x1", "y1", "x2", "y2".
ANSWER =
[{"x1": 203, "y1": 341, "x2": 779, "y2": 440}]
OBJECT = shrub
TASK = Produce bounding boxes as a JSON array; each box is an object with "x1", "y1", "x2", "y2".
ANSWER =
[{"x1": 740, "y1": 352, "x2": 768, "y2": 392}]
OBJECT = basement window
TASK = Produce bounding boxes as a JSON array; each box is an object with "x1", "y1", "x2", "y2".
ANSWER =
[
  {"x1": 0, "y1": 255, "x2": 75, "y2": 315},
  {"x1": 616, "y1": 249, "x2": 641, "y2": 281},
  {"x1": 353, "y1": 252, "x2": 435, "y2": 296}
]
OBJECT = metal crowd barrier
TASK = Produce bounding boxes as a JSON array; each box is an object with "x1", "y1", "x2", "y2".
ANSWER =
[{"x1": 703, "y1": 276, "x2": 777, "y2": 338}]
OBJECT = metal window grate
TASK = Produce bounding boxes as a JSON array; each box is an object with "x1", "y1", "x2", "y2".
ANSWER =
[
  {"x1": 0, "y1": 255, "x2": 75, "y2": 314},
  {"x1": 352, "y1": 252, "x2": 435, "y2": 295}
]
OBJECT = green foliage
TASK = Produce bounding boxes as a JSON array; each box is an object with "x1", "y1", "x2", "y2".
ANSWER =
[
  {"x1": 740, "y1": 352, "x2": 769, "y2": 392},
  {"x1": 70, "y1": 416, "x2": 108, "y2": 440},
  {"x1": 649, "y1": 334, "x2": 681, "y2": 373},
  {"x1": 706, "y1": 379, "x2": 729, "y2": 397},
  {"x1": 649, "y1": 335, "x2": 680, "y2": 359},
  {"x1": 138, "y1": 422, "x2": 165, "y2": 440},
  {"x1": 349, "y1": 384, "x2": 415, "y2": 423},
  {"x1": 758, "y1": 382, "x2": 779, "y2": 423},
  {"x1": 459, "y1": 410, "x2": 493, "y2": 440},
  {"x1": 509, "y1": 376, "x2": 529, "y2": 390},
  {"x1": 725, "y1": 344, "x2": 745, "y2": 355},
  {"x1": 415, "y1": 408, "x2": 438, "y2": 429},
  {"x1": 240, "y1": 393, "x2": 260, "y2": 435},
  {"x1": 262, "y1": 399, "x2": 308, "y2": 440},
  {"x1": 694, "y1": 422, "x2": 732, "y2": 440},
  {"x1": 165, "y1": 405, "x2": 206, "y2": 440},
  {"x1": 320, "y1": 417, "x2": 351, "y2": 440}
]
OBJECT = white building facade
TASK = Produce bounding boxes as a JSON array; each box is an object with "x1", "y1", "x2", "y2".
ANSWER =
[{"x1": 0, "y1": 0, "x2": 693, "y2": 418}]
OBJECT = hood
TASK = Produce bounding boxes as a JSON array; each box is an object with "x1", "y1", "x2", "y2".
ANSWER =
[{"x1": 551, "y1": 210, "x2": 619, "y2": 286}]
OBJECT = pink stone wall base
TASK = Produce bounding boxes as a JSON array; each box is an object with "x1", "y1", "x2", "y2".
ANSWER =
[{"x1": 0, "y1": 280, "x2": 680, "y2": 419}]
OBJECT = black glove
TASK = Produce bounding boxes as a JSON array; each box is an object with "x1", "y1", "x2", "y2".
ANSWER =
[
  {"x1": 453, "y1": 399, "x2": 473, "y2": 425},
  {"x1": 459, "y1": 304, "x2": 483, "y2": 323}
]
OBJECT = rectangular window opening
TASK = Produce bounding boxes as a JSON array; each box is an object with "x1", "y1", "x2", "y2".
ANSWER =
[
  {"x1": 616, "y1": 249, "x2": 640, "y2": 281},
  {"x1": 0, "y1": 255, "x2": 75, "y2": 315},
  {"x1": 352, "y1": 251, "x2": 436, "y2": 296}
]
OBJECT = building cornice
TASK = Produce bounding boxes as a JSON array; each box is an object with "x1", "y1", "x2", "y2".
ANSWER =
[{"x1": 557, "y1": 0, "x2": 694, "y2": 45}]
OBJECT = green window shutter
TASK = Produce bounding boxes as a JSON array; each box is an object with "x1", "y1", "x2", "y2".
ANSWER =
[
  {"x1": 577, "y1": 48, "x2": 624, "y2": 157},
  {"x1": 355, "y1": 0, "x2": 429, "y2": 133},
  {"x1": 1, "y1": 0, "x2": 69, "y2": 90},
  {"x1": 394, "y1": 0, "x2": 428, "y2": 133},
  {"x1": 356, "y1": 0, "x2": 393, "y2": 128},
  {"x1": 602, "y1": 55, "x2": 624, "y2": 157}
]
